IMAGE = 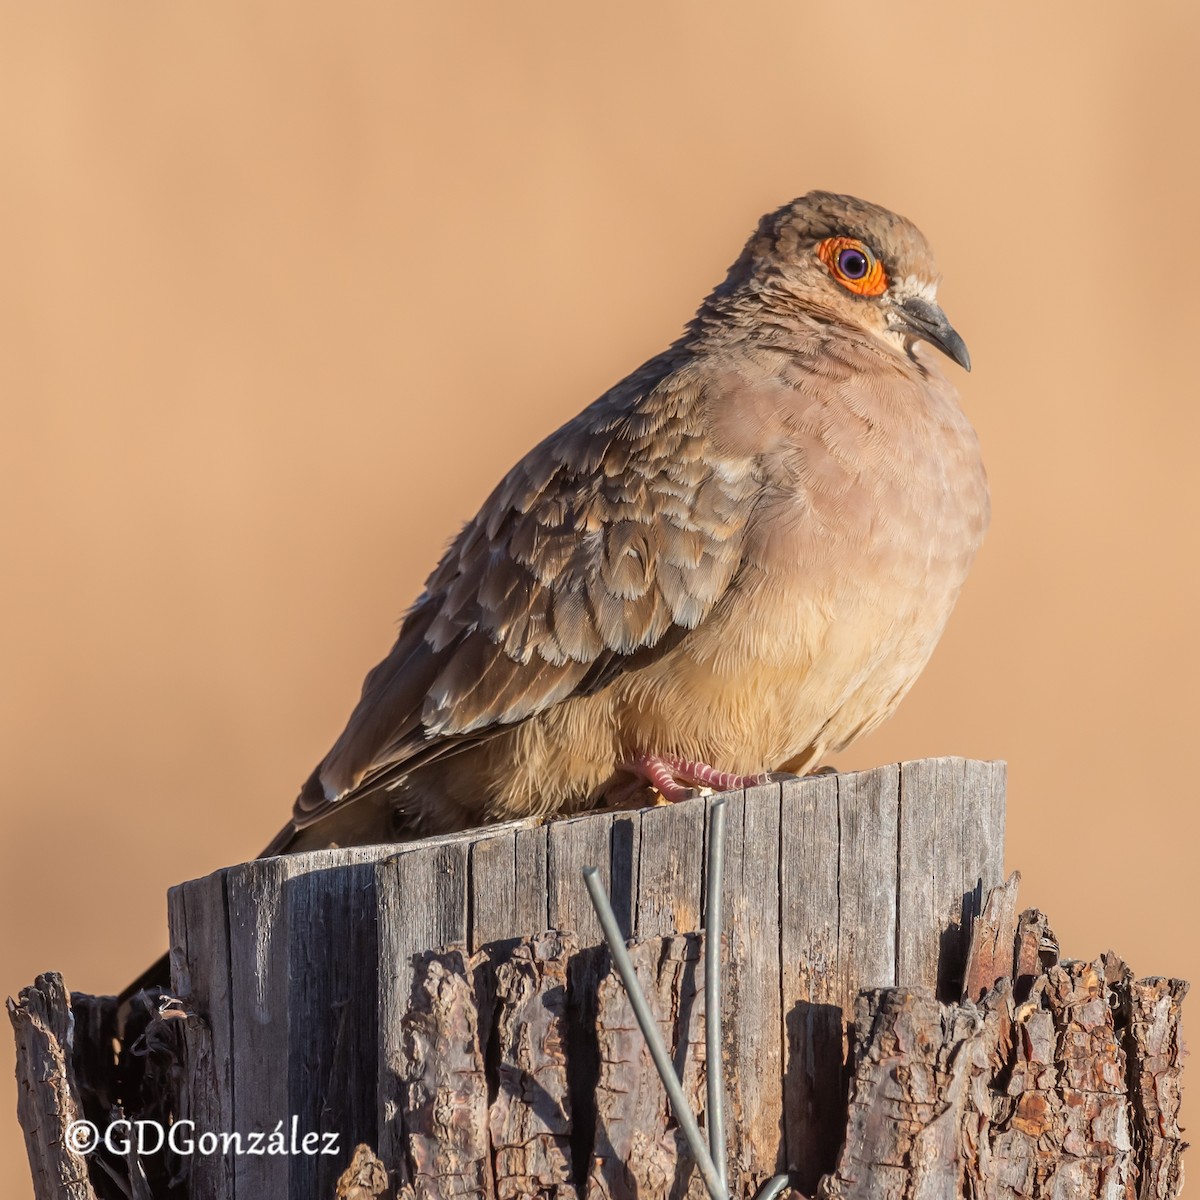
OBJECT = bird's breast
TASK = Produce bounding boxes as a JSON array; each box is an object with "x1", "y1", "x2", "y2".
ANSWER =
[{"x1": 611, "y1": 360, "x2": 989, "y2": 769}]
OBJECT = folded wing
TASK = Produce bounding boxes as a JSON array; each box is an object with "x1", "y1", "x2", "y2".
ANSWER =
[{"x1": 286, "y1": 358, "x2": 762, "y2": 843}]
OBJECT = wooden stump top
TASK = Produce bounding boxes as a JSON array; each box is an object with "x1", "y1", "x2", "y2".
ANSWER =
[
  {"x1": 11, "y1": 757, "x2": 1188, "y2": 1199},
  {"x1": 164, "y1": 757, "x2": 1005, "y2": 1198}
]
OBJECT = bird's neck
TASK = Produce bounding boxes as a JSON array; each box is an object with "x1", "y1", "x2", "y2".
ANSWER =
[
  {"x1": 684, "y1": 286, "x2": 899, "y2": 373},
  {"x1": 689, "y1": 282, "x2": 846, "y2": 344}
]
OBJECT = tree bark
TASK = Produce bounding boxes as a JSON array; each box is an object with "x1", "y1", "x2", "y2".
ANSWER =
[{"x1": 821, "y1": 896, "x2": 1187, "y2": 1199}]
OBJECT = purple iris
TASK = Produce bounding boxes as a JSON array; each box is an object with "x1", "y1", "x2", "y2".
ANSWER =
[{"x1": 838, "y1": 247, "x2": 870, "y2": 280}]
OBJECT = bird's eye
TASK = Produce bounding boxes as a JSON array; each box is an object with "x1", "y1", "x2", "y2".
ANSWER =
[
  {"x1": 817, "y1": 236, "x2": 887, "y2": 297},
  {"x1": 838, "y1": 248, "x2": 868, "y2": 278}
]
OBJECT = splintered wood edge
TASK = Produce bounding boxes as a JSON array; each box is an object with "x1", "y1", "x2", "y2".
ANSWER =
[
  {"x1": 962, "y1": 869, "x2": 1022, "y2": 1001},
  {"x1": 823, "y1": 875, "x2": 1190, "y2": 1200},
  {"x1": 7, "y1": 974, "x2": 100, "y2": 1200}
]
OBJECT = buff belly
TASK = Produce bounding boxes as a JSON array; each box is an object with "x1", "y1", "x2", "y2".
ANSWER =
[{"x1": 407, "y1": 561, "x2": 965, "y2": 830}]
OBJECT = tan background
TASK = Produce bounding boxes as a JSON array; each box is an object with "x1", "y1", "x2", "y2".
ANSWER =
[{"x1": 3, "y1": 2, "x2": 1198, "y2": 1191}]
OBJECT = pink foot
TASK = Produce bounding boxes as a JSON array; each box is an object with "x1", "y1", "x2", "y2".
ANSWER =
[{"x1": 616, "y1": 753, "x2": 772, "y2": 804}]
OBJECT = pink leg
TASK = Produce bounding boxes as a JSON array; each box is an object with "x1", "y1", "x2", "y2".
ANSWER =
[{"x1": 616, "y1": 752, "x2": 772, "y2": 804}]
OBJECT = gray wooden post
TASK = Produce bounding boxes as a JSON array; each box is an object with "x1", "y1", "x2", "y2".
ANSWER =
[
  {"x1": 159, "y1": 757, "x2": 1004, "y2": 1199},
  {"x1": 13, "y1": 756, "x2": 1189, "y2": 1199}
]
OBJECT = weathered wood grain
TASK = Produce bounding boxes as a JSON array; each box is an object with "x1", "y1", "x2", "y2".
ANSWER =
[
  {"x1": 513, "y1": 824, "x2": 551, "y2": 933},
  {"x1": 720, "y1": 783, "x2": 785, "y2": 1192},
  {"x1": 962, "y1": 869, "x2": 1021, "y2": 1001},
  {"x1": 635, "y1": 797, "x2": 706, "y2": 939},
  {"x1": 377, "y1": 839, "x2": 471, "y2": 1193},
  {"x1": 168, "y1": 863, "x2": 235, "y2": 1200},
  {"x1": 223, "y1": 854, "x2": 302, "y2": 1200},
  {"x1": 897, "y1": 758, "x2": 1007, "y2": 999},
  {"x1": 818, "y1": 876, "x2": 1188, "y2": 1200},
  {"x1": 173, "y1": 758, "x2": 1004, "y2": 1199},
  {"x1": 7, "y1": 974, "x2": 99, "y2": 1200},
  {"x1": 470, "y1": 828, "x2": 520, "y2": 950},
  {"x1": 835, "y1": 764, "x2": 900, "y2": 1006},
  {"x1": 468, "y1": 817, "x2": 555, "y2": 951},
  {"x1": 399, "y1": 949, "x2": 492, "y2": 1199},
  {"x1": 285, "y1": 851, "x2": 381, "y2": 1200},
  {"x1": 549, "y1": 811, "x2": 616, "y2": 945},
  {"x1": 10, "y1": 758, "x2": 1007, "y2": 1199},
  {"x1": 489, "y1": 931, "x2": 579, "y2": 1200},
  {"x1": 827, "y1": 987, "x2": 974, "y2": 1199},
  {"x1": 587, "y1": 935, "x2": 709, "y2": 1200},
  {"x1": 1128, "y1": 977, "x2": 1188, "y2": 1199},
  {"x1": 18, "y1": 757, "x2": 1190, "y2": 1200},
  {"x1": 779, "y1": 772, "x2": 842, "y2": 1193}
]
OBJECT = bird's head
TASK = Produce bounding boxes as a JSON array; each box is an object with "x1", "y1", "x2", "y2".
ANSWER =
[{"x1": 714, "y1": 190, "x2": 970, "y2": 372}]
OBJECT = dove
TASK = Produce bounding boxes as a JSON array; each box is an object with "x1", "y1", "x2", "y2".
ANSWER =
[{"x1": 269, "y1": 191, "x2": 987, "y2": 855}]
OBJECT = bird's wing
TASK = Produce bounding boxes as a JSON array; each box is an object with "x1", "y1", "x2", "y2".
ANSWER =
[{"x1": 289, "y1": 360, "x2": 762, "y2": 836}]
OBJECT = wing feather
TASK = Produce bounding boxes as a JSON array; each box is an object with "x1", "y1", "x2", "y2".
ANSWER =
[{"x1": 292, "y1": 356, "x2": 762, "y2": 833}]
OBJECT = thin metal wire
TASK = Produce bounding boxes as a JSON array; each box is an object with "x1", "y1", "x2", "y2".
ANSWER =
[
  {"x1": 582, "y1": 867, "x2": 729, "y2": 1200},
  {"x1": 705, "y1": 797, "x2": 728, "y2": 1194},
  {"x1": 754, "y1": 1174, "x2": 795, "y2": 1199},
  {"x1": 584, "y1": 795, "x2": 798, "y2": 1200}
]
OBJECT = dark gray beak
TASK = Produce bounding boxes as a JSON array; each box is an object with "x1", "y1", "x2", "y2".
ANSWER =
[{"x1": 896, "y1": 296, "x2": 971, "y2": 372}]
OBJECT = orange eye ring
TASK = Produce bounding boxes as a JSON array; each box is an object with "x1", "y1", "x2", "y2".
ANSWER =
[{"x1": 817, "y1": 237, "x2": 888, "y2": 297}]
